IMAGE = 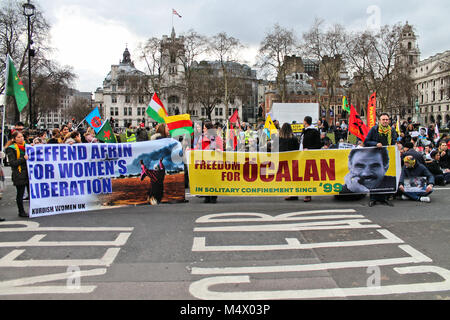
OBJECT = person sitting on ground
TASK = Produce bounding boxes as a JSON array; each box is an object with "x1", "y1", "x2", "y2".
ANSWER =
[
  {"x1": 398, "y1": 155, "x2": 434, "y2": 203},
  {"x1": 426, "y1": 150, "x2": 450, "y2": 186},
  {"x1": 402, "y1": 142, "x2": 425, "y2": 165},
  {"x1": 438, "y1": 141, "x2": 450, "y2": 170}
]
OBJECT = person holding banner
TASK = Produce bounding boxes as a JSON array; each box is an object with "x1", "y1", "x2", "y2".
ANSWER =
[
  {"x1": 279, "y1": 123, "x2": 300, "y2": 201},
  {"x1": 200, "y1": 121, "x2": 218, "y2": 203},
  {"x1": 4, "y1": 131, "x2": 29, "y2": 217},
  {"x1": 300, "y1": 116, "x2": 322, "y2": 202},
  {"x1": 364, "y1": 113, "x2": 398, "y2": 207}
]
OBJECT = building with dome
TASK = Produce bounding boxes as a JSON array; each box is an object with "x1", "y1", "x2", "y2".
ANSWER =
[
  {"x1": 94, "y1": 28, "x2": 259, "y2": 128},
  {"x1": 94, "y1": 47, "x2": 152, "y2": 128}
]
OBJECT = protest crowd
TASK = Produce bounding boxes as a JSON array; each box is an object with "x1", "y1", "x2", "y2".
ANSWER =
[{"x1": 1, "y1": 105, "x2": 449, "y2": 222}]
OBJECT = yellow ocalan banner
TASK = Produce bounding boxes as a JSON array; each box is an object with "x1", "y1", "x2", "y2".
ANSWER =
[{"x1": 187, "y1": 146, "x2": 400, "y2": 196}]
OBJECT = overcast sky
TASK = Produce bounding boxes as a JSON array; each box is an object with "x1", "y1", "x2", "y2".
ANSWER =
[{"x1": 36, "y1": 0, "x2": 450, "y2": 93}]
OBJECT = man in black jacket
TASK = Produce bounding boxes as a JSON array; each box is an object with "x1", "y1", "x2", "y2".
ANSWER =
[
  {"x1": 402, "y1": 142, "x2": 425, "y2": 165},
  {"x1": 300, "y1": 116, "x2": 321, "y2": 202},
  {"x1": 399, "y1": 155, "x2": 434, "y2": 202},
  {"x1": 364, "y1": 113, "x2": 397, "y2": 207}
]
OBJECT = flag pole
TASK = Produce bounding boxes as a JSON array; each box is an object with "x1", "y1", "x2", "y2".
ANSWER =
[{"x1": 1, "y1": 56, "x2": 10, "y2": 166}]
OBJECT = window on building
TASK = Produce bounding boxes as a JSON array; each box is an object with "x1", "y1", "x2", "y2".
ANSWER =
[
  {"x1": 201, "y1": 108, "x2": 205, "y2": 117},
  {"x1": 112, "y1": 85, "x2": 116, "y2": 92},
  {"x1": 125, "y1": 95, "x2": 131, "y2": 103},
  {"x1": 110, "y1": 108, "x2": 114, "y2": 116},
  {"x1": 139, "y1": 96, "x2": 145, "y2": 104},
  {"x1": 168, "y1": 96, "x2": 179, "y2": 104},
  {"x1": 111, "y1": 95, "x2": 117, "y2": 103}
]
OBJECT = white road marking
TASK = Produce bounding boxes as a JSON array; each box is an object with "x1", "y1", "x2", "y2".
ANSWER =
[
  {"x1": 0, "y1": 248, "x2": 121, "y2": 267},
  {"x1": 189, "y1": 266, "x2": 450, "y2": 300},
  {"x1": 0, "y1": 232, "x2": 132, "y2": 247},
  {"x1": 195, "y1": 209, "x2": 358, "y2": 223},
  {"x1": 0, "y1": 268, "x2": 106, "y2": 295},
  {"x1": 194, "y1": 219, "x2": 380, "y2": 232},
  {"x1": 191, "y1": 245, "x2": 431, "y2": 275},
  {"x1": 192, "y1": 229, "x2": 404, "y2": 252}
]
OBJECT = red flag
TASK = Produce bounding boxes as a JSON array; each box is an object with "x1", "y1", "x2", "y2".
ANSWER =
[
  {"x1": 367, "y1": 92, "x2": 377, "y2": 129},
  {"x1": 229, "y1": 109, "x2": 239, "y2": 124},
  {"x1": 349, "y1": 104, "x2": 370, "y2": 141}
]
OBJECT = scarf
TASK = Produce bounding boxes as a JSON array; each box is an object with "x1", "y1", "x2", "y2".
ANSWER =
[
  {"x1": 9, "y1": 143, "x2": 26, "y2": 173},
  {"x1": 378, "y1": 125, "x2": 392, "y2": 146}
]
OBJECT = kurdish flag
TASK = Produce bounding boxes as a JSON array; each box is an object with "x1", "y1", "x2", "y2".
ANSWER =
[
  {"x1": 164, "y1": 114, "x2": 193, "y2": 137},
  {"x1": 342, "y1": 96, "x2": 350, "y2": 113},
  {"x1": 95, "y1": 120, "x2": 117, "y2": 143},
  {"x1": 146, "y1": 93, "x2": 168, "y2": 123},
  {"x1": 5, "y1": 55, "x2": 28, "y2": 112}
]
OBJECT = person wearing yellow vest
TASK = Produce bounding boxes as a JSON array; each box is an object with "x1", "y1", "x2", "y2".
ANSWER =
[
  {"x1": 126, "y1": 123, "x2": 137, "y2": 143},
  {"x1": 5, "y1": 131, "x2": 29, "y2": 217}
]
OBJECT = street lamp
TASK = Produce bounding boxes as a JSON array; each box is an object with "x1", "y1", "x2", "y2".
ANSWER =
[{"x1": 23, "y1": 0, "x2": 35, "y2": 128}]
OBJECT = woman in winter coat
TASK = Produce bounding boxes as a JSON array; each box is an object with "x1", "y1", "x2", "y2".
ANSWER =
[
  {"x1": 5, "y1": 131, "x2": 29, "y2": 217},
  {"x1": 199, "y1": 121, "x2": 218, "y2": 203},
  {"x1": 279, "y1": 123, "x2": 300, "y2": 201}
]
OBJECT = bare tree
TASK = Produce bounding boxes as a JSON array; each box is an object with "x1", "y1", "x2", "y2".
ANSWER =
[
  {"x1": 31, "y1": 59, "x2": 76, "y2": 124},
  {"x1": 179, "y1": 29, "x2": 208, "y2": 115},
  {"x1": 190, "y1": 62, "x2": 223, "y2": 121},
  {"x1": 256, "y1": 24, "x2": 298, "y2": 103},
  {"x1": 208, "y1": 32, "x2": 244, "y2": 119},
  {"x1": 1, "y1": 0, "x2": 78, "y2": 127},
  {"x1": 64, "y1": 96, "x2": 92, "y2": 123},
  {"x1": 344, "y1": 24, "x2": 415, "y2": 115},
  {"x1": 302, "y1": 19, "x2": 347, "y2": 115},
  {"x1": 137, "y1": 37, "x2": 165, "y2": 95}
]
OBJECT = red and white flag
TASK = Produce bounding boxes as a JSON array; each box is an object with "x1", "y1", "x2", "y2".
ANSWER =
[{"x1": 172, "y1": 9, "x2": 182, "y2": 18}]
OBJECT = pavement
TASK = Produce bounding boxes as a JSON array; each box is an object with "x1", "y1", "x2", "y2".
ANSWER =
[{"x1": 1, "y1": 164, "x2": 450, "y2": 301}]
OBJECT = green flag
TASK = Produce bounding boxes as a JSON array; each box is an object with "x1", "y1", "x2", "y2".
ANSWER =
[
  {"x1": 5, "y1": 55, "x2": 29, "y2": 112},
  {"x1": 96, "y1": 120, "x2": 117, "y2": 143},
  {"x1": 342, "y1": 96, "x2": 350, "y2": 113}
]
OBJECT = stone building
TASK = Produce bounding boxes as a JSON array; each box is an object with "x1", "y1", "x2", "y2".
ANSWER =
[
  {"x1": 94, "y1": 28, "x2": 259, "y2": 127},
  {"x1": 396, "y1": 22, "x2": 450, "y2": 127},
  {"x1": 94, "y1": 47, "x2": 151, "y2": 128}
]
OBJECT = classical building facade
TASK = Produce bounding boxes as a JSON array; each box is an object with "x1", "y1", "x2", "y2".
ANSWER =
[
  {"x1": 94, "y1": 28, "x2": 259, "y2": 128},
  {"x1": 397, "y1": 22, "x2": 450, "y2": 127},
  {"x1": 412, "y1": 50, "x2": 450, "y2": 127},
  {"x1": 94, "y1": 48, "x2": 151, "y2": 128}
]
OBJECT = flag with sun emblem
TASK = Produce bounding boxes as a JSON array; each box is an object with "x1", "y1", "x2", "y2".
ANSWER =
[
  {"x1": 85, "y1": 106, "x2": 104, "y2": 134},
  {"x1": 96, "y1": 120, "x2": 117, "y2": 143},
  {"x1": 5, "y1": 55, "x2": 29, "y2": 112}
]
